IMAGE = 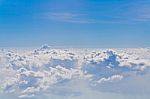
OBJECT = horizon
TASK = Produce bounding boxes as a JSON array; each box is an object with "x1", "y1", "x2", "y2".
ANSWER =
[{"x1": 0, "y1": 44, "x2": 150, "y2": 49}]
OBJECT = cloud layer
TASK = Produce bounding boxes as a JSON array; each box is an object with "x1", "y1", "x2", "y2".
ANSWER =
[{"x1": 0, "y1": 45, "x2": 150, "y2": 98}]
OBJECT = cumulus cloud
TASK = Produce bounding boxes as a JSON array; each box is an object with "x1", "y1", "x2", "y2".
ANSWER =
[{"x1": 0, "y1": 45, "x2": 150, "y2": 98}]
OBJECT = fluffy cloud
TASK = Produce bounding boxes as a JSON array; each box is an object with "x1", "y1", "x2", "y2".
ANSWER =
[
  {"x1": 97, "y1": 75, "x2": 123, "y2": 83},
  {"x1": 0, "y1": 45, "x2": 150, "y2": 98}
]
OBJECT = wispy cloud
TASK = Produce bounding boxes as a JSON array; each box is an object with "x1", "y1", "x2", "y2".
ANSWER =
[
  {"x1": 44, "y1": 12, "x2": 95, "y2": 24},
  {"x1": 115, "y1": 3, "x2": 150, "y2": 23},
  {"x1": 43, "y1": 12, "x2": 150, "y2": 24},
  {"x1": 43, "y1": 12, "x2": 130, "y2": 24},
  {"x1": 132, "y1": 5, "x2": 150, "y2": 22},
  {"x1": 43, "y1": 3, "x2": 150, "y2": 24}
]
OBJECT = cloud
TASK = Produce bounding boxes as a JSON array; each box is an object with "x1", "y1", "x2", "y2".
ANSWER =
[
  {"x1": 44, "y1": 12, "x2": 96, "y2": 24},
  {"x1": 116, "y1": 2, "x2": 150, "y2": 23},
  {"x1": 43, "y1": 12, "x2": 150, "y2": 24},
  {"x1": 0, "y1": 45, "x2": 150, "y2": 98},
  {"x1": 97, "y1": 75, "x2": 123, "y2": 83},
  {"x1": 133, "y1": 6, "x2": 150, "y2": 22}
]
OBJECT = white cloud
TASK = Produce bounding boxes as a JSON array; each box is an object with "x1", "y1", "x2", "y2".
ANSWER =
[
  {"x1": 97, "y1": 75, "x2": 123, "y2": 83},
  {"x1": 0, "y1": 45, "x2": 150, "y2": 98}
]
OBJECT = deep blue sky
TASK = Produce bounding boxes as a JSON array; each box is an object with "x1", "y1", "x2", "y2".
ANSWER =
[{"x1": 0, "y1": 0, "x2": 150, "y2": 48}]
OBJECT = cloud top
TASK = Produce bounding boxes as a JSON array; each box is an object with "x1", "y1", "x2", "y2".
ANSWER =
[{"x1": 0, "y1": 45, "x2": 150, "y2": 98}]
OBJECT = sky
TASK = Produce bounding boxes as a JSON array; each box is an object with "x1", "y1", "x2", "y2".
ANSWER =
[{"x1": 0, "y1": 0, "x2": 150, "y2": 48}]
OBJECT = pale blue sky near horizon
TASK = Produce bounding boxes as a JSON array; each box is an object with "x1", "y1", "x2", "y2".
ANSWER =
[{"x1": 0, "y1": 0, "x2": 150, "y2": 48}]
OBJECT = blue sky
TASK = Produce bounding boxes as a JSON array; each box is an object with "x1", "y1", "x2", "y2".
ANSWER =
[{"x1": 0, "y1": 0, "x2": 150, "y2": 48}]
